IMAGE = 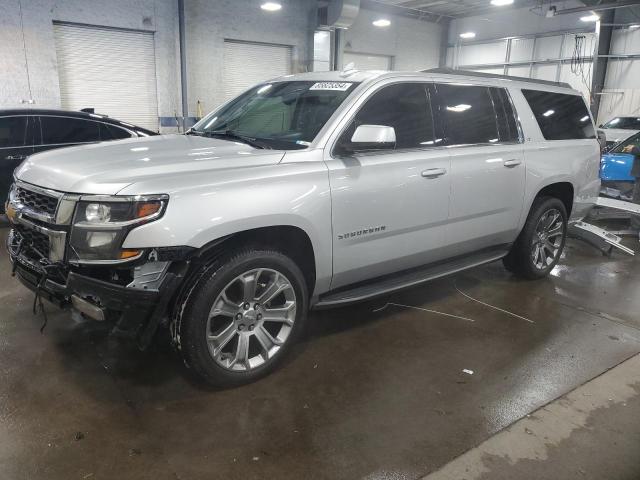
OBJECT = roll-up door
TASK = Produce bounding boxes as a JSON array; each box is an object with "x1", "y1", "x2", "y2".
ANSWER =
[
  {"x1": 223, "y1": 40, "x2": 292, "y2": 102},
  {"x1": 53, "y1": 23, "x2": 159, "y2": 131}
]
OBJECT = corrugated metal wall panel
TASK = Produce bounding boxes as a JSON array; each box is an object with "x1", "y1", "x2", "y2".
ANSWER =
[
  {"x1": 53, "y1": 23, "x2": 159, "y2": 131},
  {"x1": 223, "y1": 40, "x2": 292, "y2": 103}
]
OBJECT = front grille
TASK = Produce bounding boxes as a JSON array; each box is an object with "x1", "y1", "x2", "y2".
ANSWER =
[
  {"x1": 14, "y1": 224, "x2": 51, "y2": 259},
  {"x1": 15, "y1": 186, "x2": 59, "y2": 216}
]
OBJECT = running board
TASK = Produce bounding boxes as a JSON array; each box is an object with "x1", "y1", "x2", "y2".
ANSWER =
[
  {"x1": 314, "y1": 249, "x2": 508, "y2": 309},
  {"x1": 569, "y1": 221, "x2": 635, "y2": 256}
]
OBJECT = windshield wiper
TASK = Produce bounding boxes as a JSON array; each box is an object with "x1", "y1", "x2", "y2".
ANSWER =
[
  {"x1": 186, "y1": 129, "x2": 204, "y2": 136},
  {"x1": 204, "y1": 130, "x2": 270, "y2": 149}
]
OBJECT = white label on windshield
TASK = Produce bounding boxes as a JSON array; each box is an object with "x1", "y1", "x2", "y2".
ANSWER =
[{"x1": 309, "y1": 82, "x2": 353, "y2": 91}]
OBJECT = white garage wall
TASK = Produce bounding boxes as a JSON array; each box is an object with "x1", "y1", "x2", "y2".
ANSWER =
[
  {"x1": 0, "y1": 0, "x2": 179, "y2": 129},
  {"x1": 185, "y1": 0, "x2": 316, "y2": 117},
  {"x1": 447, "y1": 32, "x2": 596, "y2": 101},
  {"x1": 342, "y1": 8, "x2": 442, "y2": 72},
  {"x1": 597, "y1": 27, "x2": 640, "y2": 125}
]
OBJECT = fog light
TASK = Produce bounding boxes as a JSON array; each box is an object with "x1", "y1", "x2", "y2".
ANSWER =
[{"x1": 87, "y1": 231, "x2": 117, "y2": 248}]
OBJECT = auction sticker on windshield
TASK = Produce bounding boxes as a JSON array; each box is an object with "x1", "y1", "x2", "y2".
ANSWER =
[{"x1": 309, "y1": 82, "x2": 353, "y2": 91}]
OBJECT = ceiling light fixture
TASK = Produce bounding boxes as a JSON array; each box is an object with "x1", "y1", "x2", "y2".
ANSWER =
[
  {"x1": 459, "y1": 32, "x2": 476, "y2": 39},
  {"x1": 580, "y1": 14, "x2": 600, "y2": 22},
  {"x1": 373, "y1": 19, "x2": 391, "y2": 27},
  {"x1": 261, "y1": 2, "x2": 282, "y2": 12},
  {"x1": 490, "y1": 0, "x2": 514, "y2": 6},
  {"x1": 629, "y1": 24, "x2": 640, "y2": 29}
]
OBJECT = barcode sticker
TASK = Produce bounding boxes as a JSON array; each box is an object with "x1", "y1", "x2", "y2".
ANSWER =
[{"x1": 309, "y1": 82, "x2": 353, "y2": 91}]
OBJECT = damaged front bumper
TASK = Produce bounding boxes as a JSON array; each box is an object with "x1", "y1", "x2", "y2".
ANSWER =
[{"x1": 7, "y1": 228, "x2": 190, "y2": 348}]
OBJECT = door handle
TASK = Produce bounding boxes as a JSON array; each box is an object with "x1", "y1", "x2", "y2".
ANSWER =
[
  {"x1": 421, "y1": 167, "x2": 447, "y2": 179},
  {"x1": 6, "y1": 155, "x2": 27, "y2": 161},
  {"x1": 503, "y1": 159, "x2": 522, "y2": 168}
]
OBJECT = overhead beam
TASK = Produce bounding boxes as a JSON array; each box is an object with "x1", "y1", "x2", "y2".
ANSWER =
[{"x1": 554, "y1": 0, "x2": 640, "y2": 15}]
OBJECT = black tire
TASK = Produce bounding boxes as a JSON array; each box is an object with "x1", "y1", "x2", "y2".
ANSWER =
[
  {"x1": 503, "y1": 196, "x2": 568, "y2": 280},
  {"x1": 178, "y1": 247, "x2": 308, "y2": 387}
]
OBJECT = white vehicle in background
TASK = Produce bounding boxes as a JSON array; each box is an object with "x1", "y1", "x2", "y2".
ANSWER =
[
  {"x1": 6, "y1": 68, "x2": 600, "y2": 386},
  {"x1": 599, "y1": 116, "x2": 640, "y2": 150}
]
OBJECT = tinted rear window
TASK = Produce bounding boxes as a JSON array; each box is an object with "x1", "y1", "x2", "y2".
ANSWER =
[
  {"x1": 521, "y1": 89, "x2": 595, "y2": 140},
  {"x1": 490, "y1": 87, "x2": 520, "y2": 143},
  {"x1": 602, "y1": 117, "x2": 640, "y2": 130},
  {"x1": 101, "y1": 123, "x2": 132, "y2": 140},
  {"x1": 0, "y1": 116, "x2": 28, "y2": 148},
  {"x1": 436, "y1": 84, "x2": 500, "y2": 145},
  {"x1": 41, "y1": 116, "x2": 101, "y2": 144}
]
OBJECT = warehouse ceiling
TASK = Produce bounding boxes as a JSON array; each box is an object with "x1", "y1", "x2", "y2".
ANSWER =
[
  {"x1": 365, "y1": 0, "x2": 543, "y2": 19},
  {"x1": 363, "y1": 0, "x2": 627, "y2": 19}
]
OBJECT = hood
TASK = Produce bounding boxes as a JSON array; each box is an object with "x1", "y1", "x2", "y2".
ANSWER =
[
  {"x1": 14, "y1": 135, "x2": 285, "y2": 195},
  {"x1": 601, "y1": 128, "x2": 639, "y2": 143},
  {"x1": 600, "y1": 152, "x2": 634, "y2": 182}
]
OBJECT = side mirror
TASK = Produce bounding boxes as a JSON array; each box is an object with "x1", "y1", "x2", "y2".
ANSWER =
[
  {"x1": 351, "y1": 125, "x2": 396, "y2": 150},
  {"x1": 598, "y1": 124, "x2": 603, "y2": 128}
]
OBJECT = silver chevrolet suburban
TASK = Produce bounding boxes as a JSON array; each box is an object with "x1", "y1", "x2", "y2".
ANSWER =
[{"x1": 6, "y1": 69, "x2": 600, "y2": 386}]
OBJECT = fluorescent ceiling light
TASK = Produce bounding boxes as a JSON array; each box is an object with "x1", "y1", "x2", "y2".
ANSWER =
[
  {"x1": 261, "y1": 2, "x2": 282, "y2": 12},
  {"x1": 542, "y1": 109, "x2": 555, "y2": 117},
  {"x1": 629, "y1": 24, "x2": 640, "y2": 29},
  {"x1": 446, "y1": 104, "x2": 472, "y2": 112},
  {"x1": 580, "y1": 14, "x2": 599, "y2": 22},
  {"x1": 459, "y1": 32, "x2": 476, "y2": 39},
  {"x1": 490, "y1": 0, "x2": 514, "y2": 5},
  {"x1": 373, "y1": 19, "x2": 391, "y2": 27}
]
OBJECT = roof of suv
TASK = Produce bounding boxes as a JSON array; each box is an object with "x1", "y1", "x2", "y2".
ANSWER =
[
  {"x1": 0, "y1": 108, "x2": 158, "y2": 135},
  {"x1": 272, "y1": 68, "x2": 580, "y2": 95}
]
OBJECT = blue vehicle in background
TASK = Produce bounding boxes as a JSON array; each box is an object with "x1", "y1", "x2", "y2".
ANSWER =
[{"x1": 600, "y1": 131, "x2": 639, "y2": 200}]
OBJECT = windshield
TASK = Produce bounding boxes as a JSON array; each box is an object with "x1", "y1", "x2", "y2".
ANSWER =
[
  {"x1": 611, "y1": 132, "x2": 640, "y2": 154},
  {"x1": 190, "y1": 81, "x2": 359, "y2": 150},
  {"x1": 602, "y1": 117, "x2": 640, "y2": 130}
]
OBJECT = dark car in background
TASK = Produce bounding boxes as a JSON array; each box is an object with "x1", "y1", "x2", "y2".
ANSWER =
[{"x1": 0, "y1": 109, "x2": 157, "y2": 213}]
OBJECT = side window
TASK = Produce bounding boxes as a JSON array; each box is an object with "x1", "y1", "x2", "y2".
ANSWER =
[
  {"x1": 490, "y1": 87, "x2": 520, "y2": 143},
  {"x1": 0, "y1": 117, "x2": 28, "y2": 148},
  {"x1": 40, "y1": 116, "x2": 101, "y2": 144},
  {"x1": 336, "y1": 83, "x2": 436, "y2": 153},
  {"x1": 521, "y1": 89, "x2": 595, "y2": 140},
  {"x1": 100, "y1": 123, "x2": 133, "y2": 140},
  {"x1": 436, "y1": 84, "x2": 499, "y2": 145}
]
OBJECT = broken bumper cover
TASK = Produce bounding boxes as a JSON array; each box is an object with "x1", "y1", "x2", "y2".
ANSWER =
[{"x1": 8, "y1": 247, "x2": 187, "y2": 347}]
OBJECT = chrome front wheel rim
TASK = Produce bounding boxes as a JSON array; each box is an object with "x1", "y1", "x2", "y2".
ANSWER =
[
  {"x1": 206, "y1": 268, "x2": 297, "y2": 372},
  {"x1": 531, "y1": 208, "x2": 564, "y2": 270}
]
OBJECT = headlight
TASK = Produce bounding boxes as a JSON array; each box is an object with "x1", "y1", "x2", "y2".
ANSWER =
[{"x1": 68, "y1": 195, "x2": 168, "y2": 264}]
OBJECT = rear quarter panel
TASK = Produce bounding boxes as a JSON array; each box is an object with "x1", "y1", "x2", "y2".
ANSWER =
[{"x1": 510, "y1": 88, "x2": 600, "y2": 226}]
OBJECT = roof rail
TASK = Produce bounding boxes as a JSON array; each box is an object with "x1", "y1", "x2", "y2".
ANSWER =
[{"x1": 421, "y1": 67, "x2": 573, "y2": 89}]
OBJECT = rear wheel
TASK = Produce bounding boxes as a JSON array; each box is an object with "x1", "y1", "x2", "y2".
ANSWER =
[
  {"x1": 503, "y1": 196, "x2": 567, "y2": 279},
  {"x1": 178, "y1": 248, "x2": 308, "y2": 386}
]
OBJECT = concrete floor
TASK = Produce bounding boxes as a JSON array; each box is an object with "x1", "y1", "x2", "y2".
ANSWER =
[{"x1": 0, "y1": 226, "x2": 639, "y2": 480}]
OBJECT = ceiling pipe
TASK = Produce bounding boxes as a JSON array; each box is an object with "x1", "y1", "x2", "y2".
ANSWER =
[
  {"x1": 327, "y1": 0, "x2": 360, "y2": 29},
  {"x1": 554, "y1": 0, "x2": 640, "y2": 15}
]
